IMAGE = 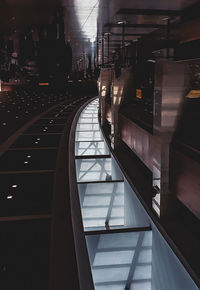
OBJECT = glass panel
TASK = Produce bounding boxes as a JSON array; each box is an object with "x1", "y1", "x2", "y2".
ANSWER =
[
  {"x1": 78, "y1": 182, "x2": 124, "y2": 230},
  {"x1": 75, "y1": 141, "x2": 109, "y2": 156},
  {"x1": 78, "y1": 182, "x2": 150, "y2": 231},
  {"x1": 74, "y1": 99, "x2": 199, "y2": 290},
  {"x1": 80, "y1": 114, "x2": 98, "y2": 118},
  {"x1": 86, "y1": 231, "x2": 152, "y2": 290},
  {"x1": 78, "y1": 118, "x2": 98, "y2": 124},
  {"x1": 75, "y1": 158, "x2": 123, "y2": 182},
  {"x1": 81, "y1": 109, "x2": 98, "y2": 114},
  {"x1": 76, "y1": 124, "x2": 100, "y2": 131},
  {"x1": 151, "y1": 224, "x2": 199, "y2": 290},
  {"x1": 123, "y1": 180, "x2": 150, "y2": 228},
  {"x1": 77, "y1": 113, "x2": 97, "y2": 119},
  {"x1": 75, "y1": 131, "x2": 103, "y2": 141}
]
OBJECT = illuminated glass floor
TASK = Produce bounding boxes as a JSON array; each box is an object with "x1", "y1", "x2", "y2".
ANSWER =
[
  {"x1": 78, "y1": 182, "x2": 124, "y2": 229},
  {"x1": 75, "y1": 131, "x2": 103, "y2": 141},
  {"x1": 74, "y1": 99, "x2": 149, "y2": 289},
  {"x1": 75, "y1": 99, "x2": 149, "y2": 230},
  {"x1": 86, "y1": 231, "x2": 152, "y2": 290},
  {"x1": 76, "y1": 158, "x2": 123, "y2": 182},
  {"x1": 75, "y1": 141, "x2": 109, "y2": 156},
  {"x1": 77, "y1": 181, "x2": 150, "y2": 231},
  {"x1": 76, "y1": 124, "x2": 100, "y2": 131},
  {"x1": 74, "y1": 98, "x2": 199, "y2": 290}
]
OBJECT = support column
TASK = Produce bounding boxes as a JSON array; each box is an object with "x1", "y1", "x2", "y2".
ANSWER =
[
  {"x1": 98, "y1": 69, "x2": 113, "y2": 126},
  {"x1": 152, "y1": 59, "x2": 190, "y2": 218}
]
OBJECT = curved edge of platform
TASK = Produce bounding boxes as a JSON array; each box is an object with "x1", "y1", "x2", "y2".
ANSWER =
[{"x1": 68, "y1": 97, "x2": 96, "y2": 290}]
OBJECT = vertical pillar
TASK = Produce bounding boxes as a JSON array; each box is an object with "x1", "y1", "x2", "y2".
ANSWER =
[
  {"x1": 96, "y1": 35, "x2": 99, "y2": 67},
  {"x1": 122, "y1": 23, "x2": 125, "y2": 65},
  {"x1": 152, "y1": 59, "x2": 190, "y2": 218},
  {"x1": 99, "y1": 69, "x2": 113, "y2": 126},
  {"x1": 107, "y1": 33, "x2": 110, "y2": 64},
  {"x1": 102, "y1": 34, "x2": 104, "y2": 67}
]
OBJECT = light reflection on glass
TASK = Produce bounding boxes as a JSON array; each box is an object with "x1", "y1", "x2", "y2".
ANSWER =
[{"x1": 74, "y1": 0, "x2": 99, "y2": 42}]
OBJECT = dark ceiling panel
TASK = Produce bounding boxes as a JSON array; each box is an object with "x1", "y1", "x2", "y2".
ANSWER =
[
  {"x1": 110, "y1": 33, "x2": 147, "y2": 36},
  {"x1": 117, "y1": 8, "x2": 182, "y2": 16},
  {"x1": 104, "y1": 23, "x2": 166, "y2": 28}
]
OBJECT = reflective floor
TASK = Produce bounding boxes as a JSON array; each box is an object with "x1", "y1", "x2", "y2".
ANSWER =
[
  {"x1": 75, "y1": 141, "x2": 109, "y2": 156},
  {"x1": 86, "y1": 231, "x2": 152, "y2": 290},
  {"x1": 74, "y1": 98, "x2": 199, "y2": 290},
  {"x1": 76, "y1": 158, "x2": 123, "y2": 182},
  {"x1": 75, "y1": 99, "x2": 153, "y2": 289},
  {"x1": 78, "y1": 182, "x2": 124, "y2": 229}
]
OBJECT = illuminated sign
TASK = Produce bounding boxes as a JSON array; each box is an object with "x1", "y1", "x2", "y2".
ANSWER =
[
  {"x1": 39, "y1": 83, "x2": 49, "y2": 86},
  {"x1": 136, "y1": 89, "x2": 142, "y2": 99},
  {"x1": 186, "y1": 90, "x2": 200, "y2": 99}
]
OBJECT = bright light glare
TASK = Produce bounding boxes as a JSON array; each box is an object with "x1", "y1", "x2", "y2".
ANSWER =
[{"x1": 74, "y1": 0, "x2": 99, "y2": 41}]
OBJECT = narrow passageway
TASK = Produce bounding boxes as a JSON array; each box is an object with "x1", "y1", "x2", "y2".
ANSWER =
[{"x1": 73, "y1": 98, "x2": 199, "y2": 290}]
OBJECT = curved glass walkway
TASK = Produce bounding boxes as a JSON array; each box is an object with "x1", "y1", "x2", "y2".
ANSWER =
[{"x1": 74, "y1": 99, "x2": 199, "y2": 290}]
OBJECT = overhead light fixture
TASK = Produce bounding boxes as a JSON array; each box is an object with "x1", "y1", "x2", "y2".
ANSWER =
[
  {"x1": 162, "y1": 17, "x2": 169, "y2": 21},
  {"x1": 7, "y1": 195, "x2": 13, "y2": 200},
  {"x1": 117, "y1": 20, "x2": 128, "y2": 25},
  {"x1": 147, "y1": 59, "x2": 156, "y2": 63}
]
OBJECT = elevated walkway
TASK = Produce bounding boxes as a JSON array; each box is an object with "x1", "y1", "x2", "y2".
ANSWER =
[{"x1": 69, "y1": 98, "x2": 200, "y2": 290}]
